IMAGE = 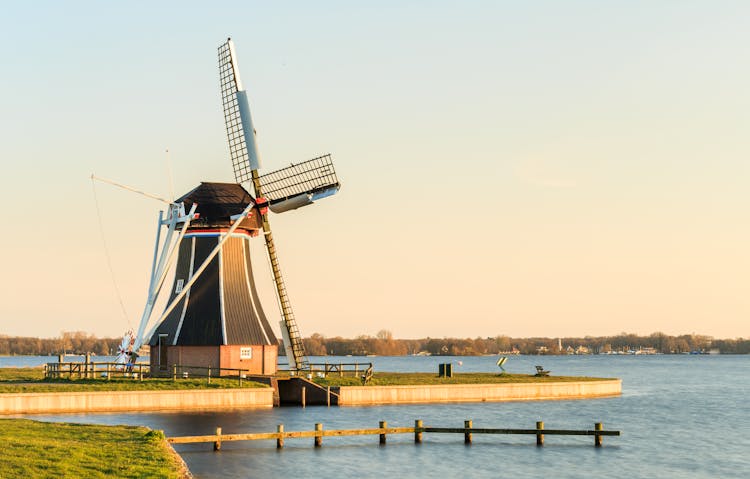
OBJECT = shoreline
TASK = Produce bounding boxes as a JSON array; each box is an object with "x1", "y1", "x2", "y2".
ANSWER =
[{"x1": 1, "y1": 379, "x2": 620, "y2": 414}]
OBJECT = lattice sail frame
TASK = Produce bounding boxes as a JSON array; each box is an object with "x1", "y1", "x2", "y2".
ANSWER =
[
  {"x1": 218, "y1": 41, "x2": 256, "y2": 184},
  {"x1": 260, "y1": 154, "x2": 340, "y2": 203}
]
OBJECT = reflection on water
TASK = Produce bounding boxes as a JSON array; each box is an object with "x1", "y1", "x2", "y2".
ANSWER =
[{"x1": 13, "y1": 355, "x2": 750, "y2": 479}]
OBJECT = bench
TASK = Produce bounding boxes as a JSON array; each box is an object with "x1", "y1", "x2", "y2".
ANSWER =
[
  {"x1": 361, "y1": 365, "x2": 373, "y2": 385},
  {"x1": 535, "y1": 365, "x2": 550, "y2": 377}
]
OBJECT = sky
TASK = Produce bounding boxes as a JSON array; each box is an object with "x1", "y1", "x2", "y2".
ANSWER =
[{"x1": 0, "y1": 1, "x2": 748, "y2": 340}]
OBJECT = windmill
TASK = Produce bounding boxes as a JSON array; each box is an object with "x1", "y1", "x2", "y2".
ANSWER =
[
  {"x1": 217, "y1": 37, "x2": 340, "y2": 371},
  {"x1": 128, "y1": 38, "x2": 340, "y2": 374}
]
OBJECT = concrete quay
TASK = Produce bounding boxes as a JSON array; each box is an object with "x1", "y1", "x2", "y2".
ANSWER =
[
  {"x1": 336, "y1": 379, "x2": 621, "y2": 406},
  {"x1": 0, "y1": 388, "x2": 274, "y2": 415}
]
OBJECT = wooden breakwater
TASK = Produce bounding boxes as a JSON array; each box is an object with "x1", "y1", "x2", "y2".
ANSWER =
[{"x1": 168, "y1": 419, "x2": 619, "y2": 450}]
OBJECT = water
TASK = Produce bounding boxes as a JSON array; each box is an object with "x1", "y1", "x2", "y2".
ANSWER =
[{"x1": 5, "y1": 355, "x2": 750, "y2": 478}]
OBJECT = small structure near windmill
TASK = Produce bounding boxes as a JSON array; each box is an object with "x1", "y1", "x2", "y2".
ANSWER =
[{"x1": 123, "y1": 38, "x2": 340, "y2": 376}]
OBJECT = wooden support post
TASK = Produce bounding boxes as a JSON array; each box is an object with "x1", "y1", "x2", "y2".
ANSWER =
[
  {"x1": 415, "y1": 419, "x2": 423, "y2": 443},
  {"x1": 314, "y1": 423, "x2": 323, "y2": 447},
  {"x1": 207, "y1": 366, "x2": 211, "y2": 385},
  {"x1": 595, "y1": 422, "x2": 603, "y2": 447},
  {"x1": 327, "y1": 386, "x2": 331, "y2": 407},
  {"x1": 379, "y1": 421, "x2": 387, "y2": 445},
  {"x1": 173, "y1": 364, "x2": 177, "y2": 381},
  {"x1": 276, "y1": 424, "x2": 284, "y2": 449},
  {"x1": 536, "y1": 421, "x2": 544, "y2": 446},
  {"x1": 106, "y1": 363, "x2": 110, "y2": 381},
  {"x1": 339, "y1": 362, "x2": 343, "y2": 377},
  {"x1": 301, "y1": 386, "x2": 306, "y2": 408},
  {"x1": 464, "y1": 420, "x2": 473, "y2": 444},
  {"x1": 213, "y1": 427, "x2": 222, "y2": 451}
]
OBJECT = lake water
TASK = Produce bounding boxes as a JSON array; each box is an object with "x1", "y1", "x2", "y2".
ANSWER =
[{"x1": 4, "y1": 355, "x2": 749, "y2": 478}]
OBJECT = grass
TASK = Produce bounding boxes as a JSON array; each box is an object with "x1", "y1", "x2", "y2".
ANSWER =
[
  {"x1": 0, "y1": 418, "x2": 186, "y2": 478},
  {"x1": 312, "y1": 372, "x2": 615, "y2": 387},
  {"x1": 0, "y1": 367, "x2": 268, "y2": 394}
]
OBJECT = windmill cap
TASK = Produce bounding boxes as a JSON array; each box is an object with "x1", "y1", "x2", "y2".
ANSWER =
[{"x1": 177, "y1": 182, "x2": 262, "y2": 230}]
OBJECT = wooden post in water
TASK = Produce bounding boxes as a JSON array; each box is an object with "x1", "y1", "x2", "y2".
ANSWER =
[
  {"x1": 301, "y1": 386, "x2": 306, "y2": 408},
  {"x1": 213, "y1": 427, "x2": 222, "y2": 451},
  {"x1": 536, "y1": 421, "x2": 544, "y2": 446},
  {"x1": 314, "y1": 423, "x2": 323, "y2": 447},
  {"x1": 464, "y1": 420, "x2": 473, "y2": 444},
  {"x1": 415, "y1": 420, "x2": 423, "y2": 444},
  {"x1": 595, "y1": 422, "x2": 603, "y2": 447},
  {"x1": 327, "y1": 386, "x2": 331, "y2": 407},
  {"x1": 379, "y1": 421, "x2": 387, "y2": 445},
  {"x1": 276, "y1": 424, "x2": 284, "y2": 448}
]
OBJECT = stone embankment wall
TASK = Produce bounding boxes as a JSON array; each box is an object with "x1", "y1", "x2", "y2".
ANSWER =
[
  {"x1": 0, "y1": 388, "x2": 273, "y2": 414},
  {"x1": 337, "y1": 379, "x2": 621, "y2": 406}
]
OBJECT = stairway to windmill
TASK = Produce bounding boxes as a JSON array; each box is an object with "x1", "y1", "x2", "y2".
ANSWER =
[{"x1": 113, "y1": 38, "x2": 341, "y2": 400}]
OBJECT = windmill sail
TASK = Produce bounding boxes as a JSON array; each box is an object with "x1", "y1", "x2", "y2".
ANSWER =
[
  {"x1": 260, "y1": 154, "x2": 340, "y2": 213},
  {"x1": 218, "y1": 38, "x2": 306, "y2": 370},
  {"x1": 217, "y1": 38, "x2": 342, "y2": 370},
  {"x1": 218, "y1": 39, "x2": 260, "y2": 182}
]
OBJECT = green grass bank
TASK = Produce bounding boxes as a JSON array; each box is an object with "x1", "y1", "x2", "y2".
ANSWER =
[{"x1": 0, "y1": 419, "x2": 186, "y2": 478}]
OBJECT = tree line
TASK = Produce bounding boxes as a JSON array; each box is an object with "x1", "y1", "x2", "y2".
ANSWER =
[
  {"x1": 1, "y1": 330, "x2": 749, "y2": 356},
  {"x1": 0, "y1": 332, "x2": 122, "y2": 356},
  {"x1": 302, "y1": 330, "x2": 750, "y2": 355}
]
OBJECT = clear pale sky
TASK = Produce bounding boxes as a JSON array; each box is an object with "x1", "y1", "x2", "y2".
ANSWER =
[{"x1": 0, "y1": 1, "x2": 747, "y2": 340}]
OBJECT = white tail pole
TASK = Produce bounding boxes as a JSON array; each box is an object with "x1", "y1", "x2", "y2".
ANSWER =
[{"x1": 133, "y1": 203, "x2": 197, "y2": 351}]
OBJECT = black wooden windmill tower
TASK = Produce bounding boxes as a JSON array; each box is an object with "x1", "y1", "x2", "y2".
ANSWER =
[{"x1": 133, "y1": 38, "x2": 340, "y2": 375}]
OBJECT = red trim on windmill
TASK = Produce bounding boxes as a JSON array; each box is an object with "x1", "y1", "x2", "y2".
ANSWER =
[{"x1": 256, "y1": 197, "x2": 269, "y2": 216}]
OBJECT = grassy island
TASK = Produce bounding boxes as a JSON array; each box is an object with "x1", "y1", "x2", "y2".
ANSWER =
[
  {"x1": 0, "y1": 419, "x2": 185, "y2": 478},
  {"x1": 312, "y1": 372, "x2": 614, "y2": 387},
  {"x1": 0, "y1": 367, "x2": 267, "y2": 394}
]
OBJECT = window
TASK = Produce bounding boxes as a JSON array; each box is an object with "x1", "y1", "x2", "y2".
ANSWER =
[{"x1": 240, "y1": 347, "x2": 252, "y2": 359}]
